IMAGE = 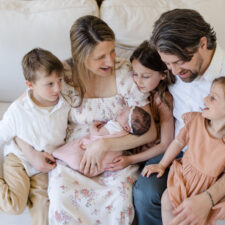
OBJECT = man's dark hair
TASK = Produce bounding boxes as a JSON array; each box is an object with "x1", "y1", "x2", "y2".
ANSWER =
[{"x1": 150, "y1": 8, "x2": 216, "y2": 62}]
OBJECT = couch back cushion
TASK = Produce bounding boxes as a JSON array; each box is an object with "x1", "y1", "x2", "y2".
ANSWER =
[
  {"x1": 101, "y1": 0, "x2": 225, "y2": 59},
  {"x1": 0, "y1": 0, "x2": 99, "y2": 102}
]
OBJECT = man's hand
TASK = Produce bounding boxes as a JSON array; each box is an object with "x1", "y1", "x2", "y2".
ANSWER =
[
  {"x1": 169, "y1": 192, "x2": 212, "y2": 225},
  {"x1": 212, "y1": 201, "x2": 225, "y2": 220},
  {"x1": 105, "y1": 155, "x2": 131, "y2": 172}
]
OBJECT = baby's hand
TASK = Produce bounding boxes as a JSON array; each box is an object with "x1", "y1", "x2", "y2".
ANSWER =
[
  {"x1": 141, "y1": 163, "x2": 165, "y2": 178},
  {"x1": 89, "y1": 121, "x2": 105, "y2": 135}
]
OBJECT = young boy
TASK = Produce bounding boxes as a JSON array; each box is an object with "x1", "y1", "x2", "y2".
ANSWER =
[
  {"x1": 53, "y1": 106, "x2": 151, "y2": 176},
  {"x1": 0, "y1": 48, "x2": 70, "y2": 225}
]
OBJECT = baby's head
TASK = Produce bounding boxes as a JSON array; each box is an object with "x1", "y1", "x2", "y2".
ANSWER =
[
  {"x1": 117, "y1": 106, "x2": 151, "y2": 136},
  {"x1": 203, "y1": 76, "x2": 225, "y2": 120},
  {"x1": 22, "y1": 48, "x2": 64, "y2": 106}
]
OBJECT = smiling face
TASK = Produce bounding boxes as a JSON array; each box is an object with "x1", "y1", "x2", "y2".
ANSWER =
[
  {"x1": 26, "y1": 70, "x2": 63, "y2": 107},
  {"x1": 158, "y1": 50, "x2": 204, "y2": 83},
  {"x1": 157, "y1": 37, "x2": 210, "y2": 83},
  {"x1": 202, "y1": 82, "x2": 225, "y2": 120},
  {"x1": 132, "y1": 59, "x2": 165, "y2": 93},
  {"x1": 86, "y1": 41, "x2": 116, "y2": 77}
]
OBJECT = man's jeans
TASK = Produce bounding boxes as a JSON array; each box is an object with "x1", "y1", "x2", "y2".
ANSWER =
[{"x1": 133, "y1": 154, "x2": 168, "y2": 225}]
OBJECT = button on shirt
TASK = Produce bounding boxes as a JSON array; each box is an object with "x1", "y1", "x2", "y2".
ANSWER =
[
  {"x1": 169, "y1": 45, "x2": 225, "y2": 137},
  {"x1": 0, "y1": 89, "x2": 71, "y2": 176}
]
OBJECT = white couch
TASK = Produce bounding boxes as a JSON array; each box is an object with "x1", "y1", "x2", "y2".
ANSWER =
[{"x1": 0, "y1": 0, "x2": 225, "y2": 224}]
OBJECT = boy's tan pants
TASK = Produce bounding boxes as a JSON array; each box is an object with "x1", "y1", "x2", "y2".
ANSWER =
[{"x1": 0, "y1": 153, "x2": 49, "y2": 225}]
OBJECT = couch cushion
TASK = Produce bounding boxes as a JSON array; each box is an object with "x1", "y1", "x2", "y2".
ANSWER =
[
  {"x1": 101, "y1": 0, "x2": 225, "y2": 59},
  {"x1": 0, "y1": 0, "x2": 99, "y2": 102}
]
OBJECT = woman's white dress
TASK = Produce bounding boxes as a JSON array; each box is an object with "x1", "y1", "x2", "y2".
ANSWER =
[{"x1": 48, "y1": 58, "x2": 149, "y2": 225}]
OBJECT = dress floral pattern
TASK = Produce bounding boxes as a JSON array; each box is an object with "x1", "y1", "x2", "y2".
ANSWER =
[{"x1": 48, "y1": 58, "x2": 149, "y2": 225}]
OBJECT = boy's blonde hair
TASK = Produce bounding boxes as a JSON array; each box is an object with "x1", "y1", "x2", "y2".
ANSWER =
[{"x1": 22, "y1": 48, "x2": 64, "y2": 82}]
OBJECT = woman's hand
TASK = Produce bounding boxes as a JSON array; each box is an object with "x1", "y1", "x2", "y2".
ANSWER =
[
  {"x1": 141, "y1": 163, "x2": 165, "y2": 178},
  {"x1": 105, "y1": 155, "x2": 131, "y2": 172},
  {"x1": 169, "y1": 192, "x2": 212, "y2": 225},
  {"x1": 80, "y1": 139, "x2": 107, "y2": 176}
]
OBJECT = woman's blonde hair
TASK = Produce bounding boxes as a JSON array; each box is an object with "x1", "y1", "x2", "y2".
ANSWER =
[{"x1": 70, "y1": 15, "x2": 115, "y2": 106}]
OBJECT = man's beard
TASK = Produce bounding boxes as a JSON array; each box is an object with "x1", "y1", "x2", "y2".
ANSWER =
[
  {"x1": 179, "y1": 70, "x2": 199, "y2": 82},
  {"x1": 178, "y1": 55, "x2": 203, "y2": 83}
]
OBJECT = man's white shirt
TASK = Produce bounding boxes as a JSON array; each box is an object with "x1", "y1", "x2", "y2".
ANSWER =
[{"x1": 169, "y1": 45, "x2": 225, "y2": 137}]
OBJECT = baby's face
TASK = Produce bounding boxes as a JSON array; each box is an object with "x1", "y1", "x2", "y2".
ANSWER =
[{"x1": 116, "y1": 107, "x2": 131, "y2": 131}]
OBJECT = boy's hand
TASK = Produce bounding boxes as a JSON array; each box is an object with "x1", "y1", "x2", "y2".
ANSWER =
[
  {"x1": 29, "y1": 150, "x2": 56, "y2": 173},
  {"x1": 105, "y1": 155, "x2": 131, "y2": 171},
  {"x1": 141, "y1": 163, "x2": 165, "y2": 178},
  {"x1": 14, "y1": 137, "x2": 56, "y2": 172}
]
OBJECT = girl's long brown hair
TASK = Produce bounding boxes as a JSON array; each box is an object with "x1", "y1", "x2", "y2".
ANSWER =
[{"x1": 130, "y1": 40, "x2": 176, "y2": 110}]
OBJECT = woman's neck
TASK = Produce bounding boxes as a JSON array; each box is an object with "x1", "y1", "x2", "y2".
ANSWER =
[{"x1": 83, "y1": 72, "x2": 117, "y2": 98}]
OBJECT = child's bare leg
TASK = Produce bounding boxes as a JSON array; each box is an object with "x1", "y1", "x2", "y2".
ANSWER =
[{"x1": 161, "y1": 189, "x2": 174, "y2": 225}]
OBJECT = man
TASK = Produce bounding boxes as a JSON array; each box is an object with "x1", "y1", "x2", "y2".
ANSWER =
[{"x1": 133, "y1": 8, "x2": 225, "y2": 225}]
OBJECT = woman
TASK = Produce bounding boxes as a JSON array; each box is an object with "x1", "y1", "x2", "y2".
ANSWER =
[
  {"x1": 47, "y1": 15, "x2": 156, "y2": 225},
  {"x1": 16, "y1": 15, "x2": 156, "y2": 224},
  {"x1": 14, "y1": 15, "x2": 156, "y2": 224}
]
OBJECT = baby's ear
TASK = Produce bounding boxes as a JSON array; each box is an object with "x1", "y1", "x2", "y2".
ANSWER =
[
  {"x1": 124, "y1": 124, "x2": 131, "y2": 133},
  {"x1": 25, "y1": 80, "x2": 33, "y2": 88}
]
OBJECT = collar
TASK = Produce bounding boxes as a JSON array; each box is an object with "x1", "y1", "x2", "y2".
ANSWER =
[{"x1": 25, "y1": 89, "x2": 67, "y2": 113}]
